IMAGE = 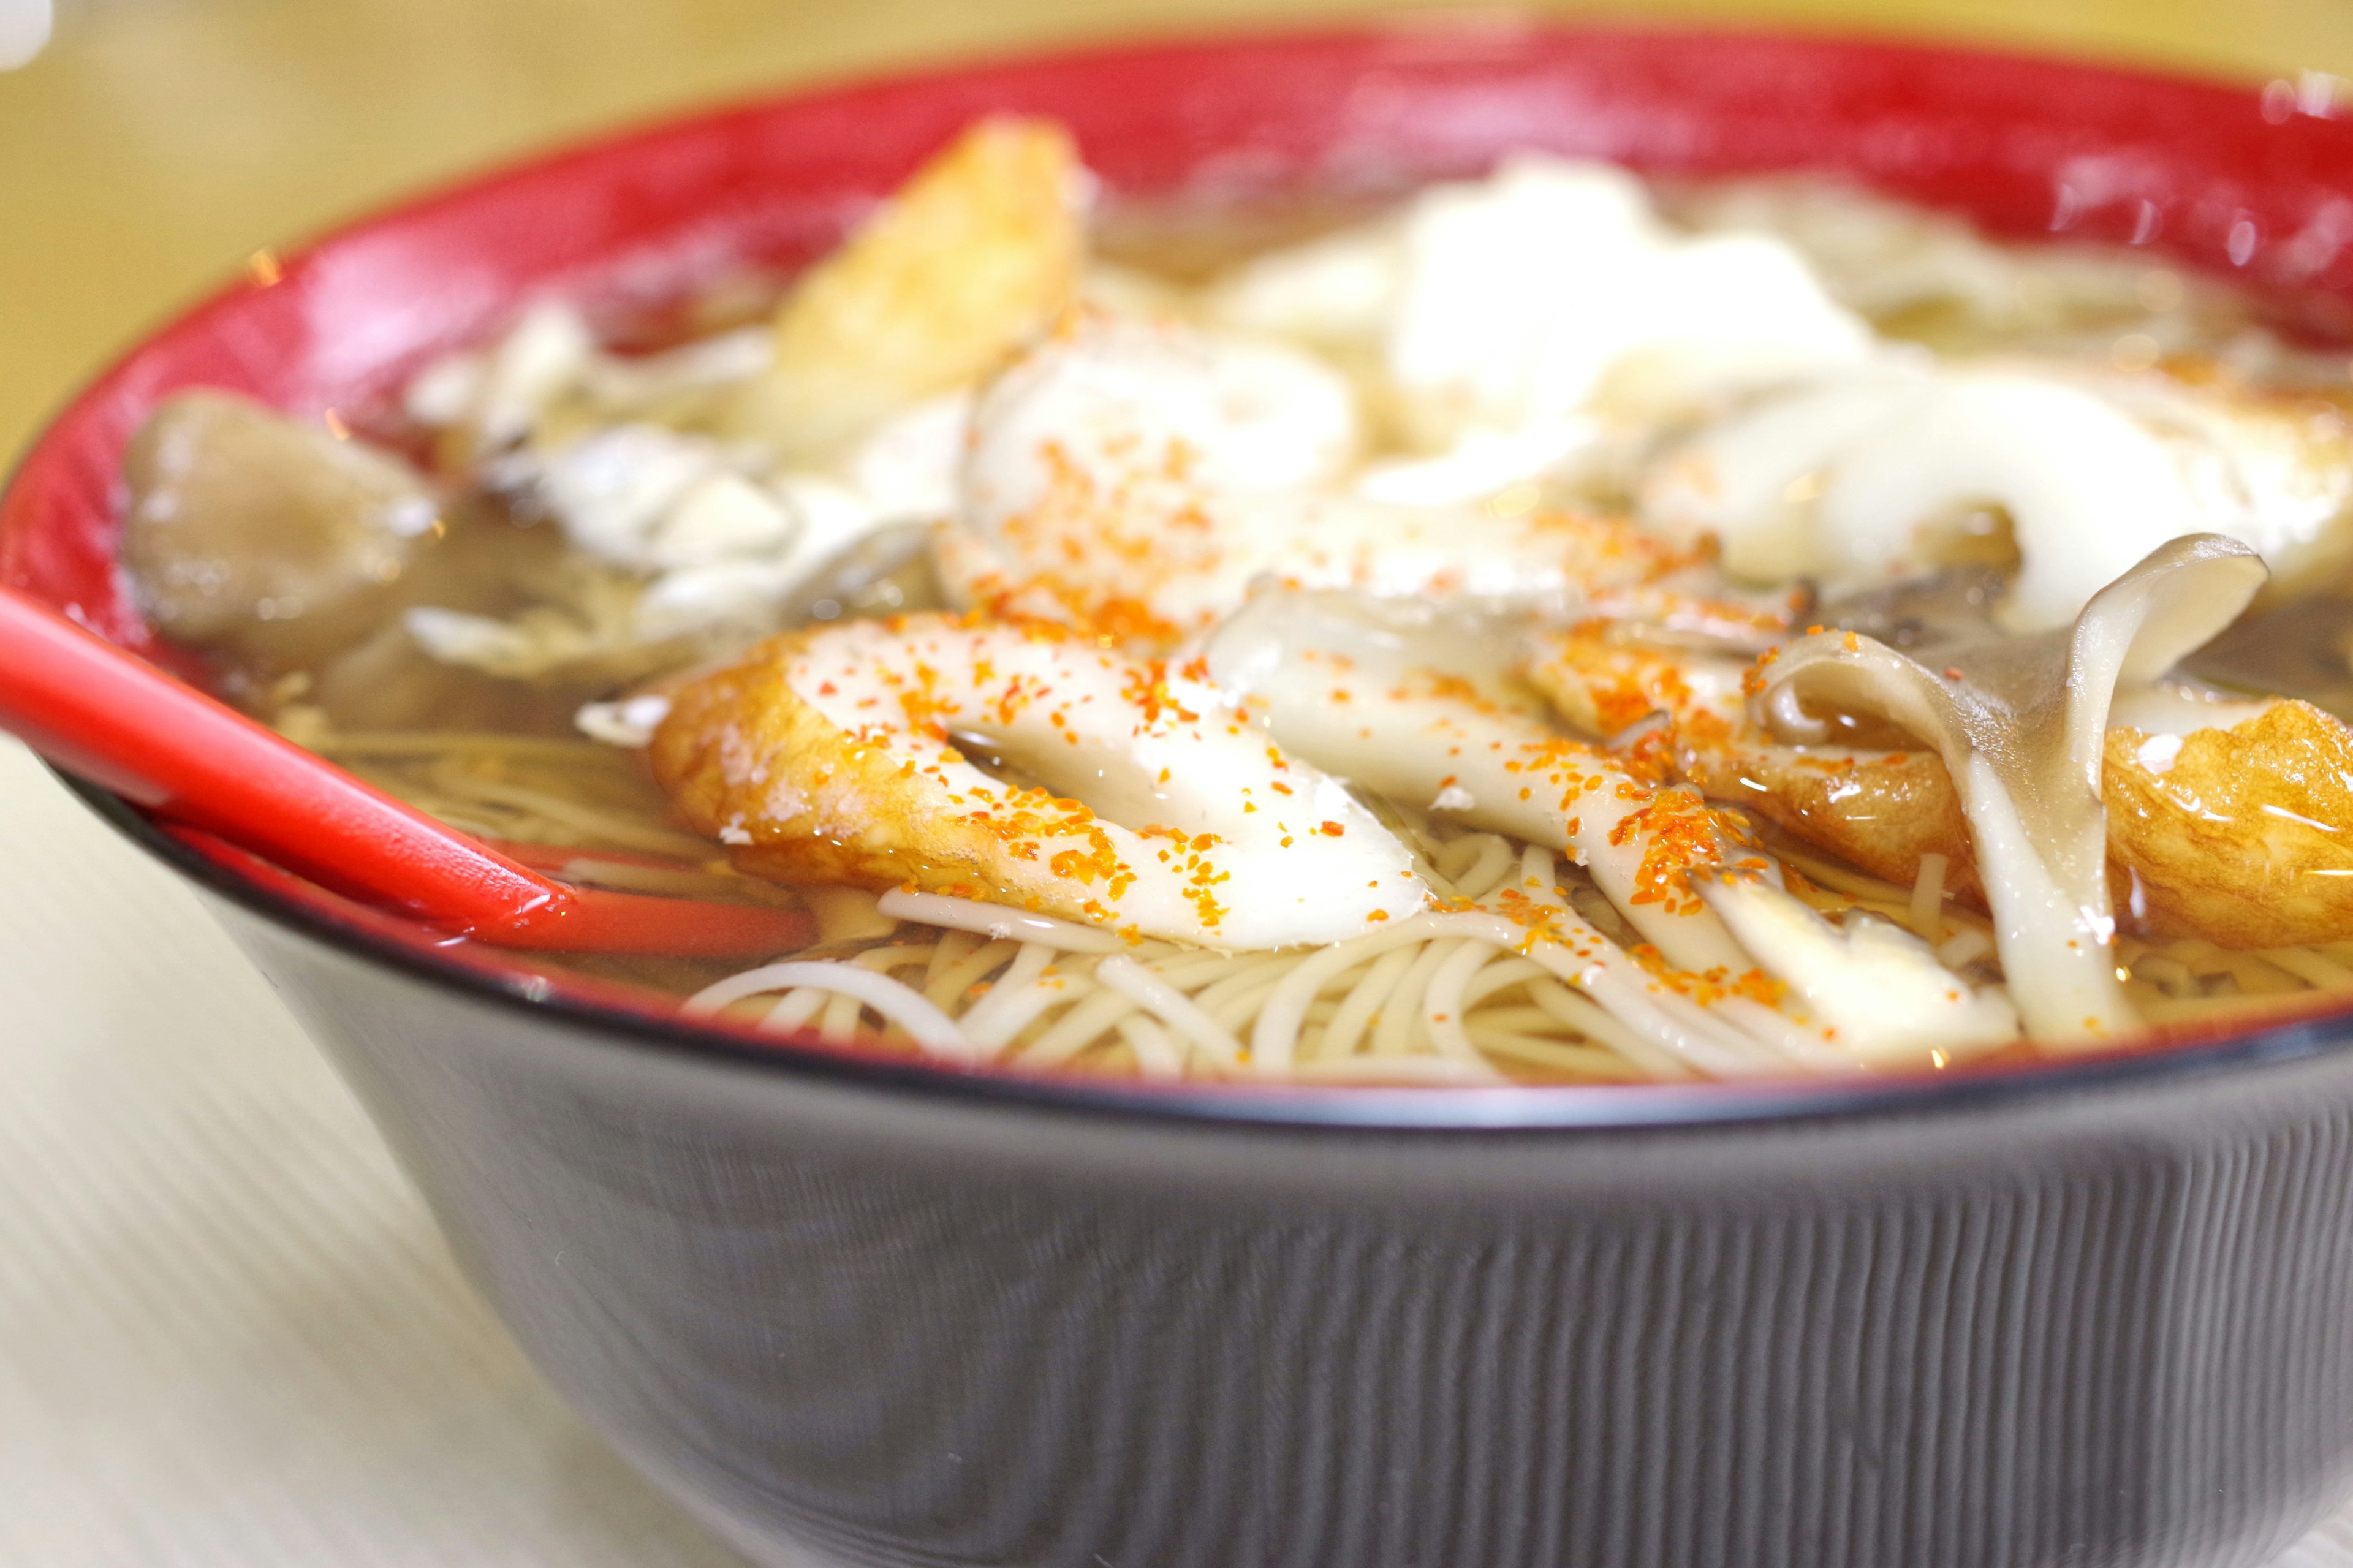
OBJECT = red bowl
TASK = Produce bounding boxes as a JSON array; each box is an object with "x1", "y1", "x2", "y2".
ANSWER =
[{"x1": 14, "y1": 26, "x2": 2353, "y2": 1568}]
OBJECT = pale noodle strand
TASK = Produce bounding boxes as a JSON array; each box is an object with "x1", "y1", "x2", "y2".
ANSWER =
[
  {"x1": 1284, "y1": 1055, "x2": 1505, "y2": 1084},
  {"x1": 1431, "y1": 834, "x2": 1491, "y2": 884},
  {"x1": 1471, "y1": 1031, "x2": 1644, "y2": 1080},
  {"x1": 422, "y1": 767, "x2": 714, "y2": 858},
  {"x1": 852, "y1": 943, "x2": 936, "y2": 972},
  {"x1": 817, "y1": 988, "x2": 863, "y2": 1046},
  {"x1": 1191, "y1": 953, "x2": 1311, "y2": 1019},
  {"x1": 1208, "y1": 974, "x2": 1302, "y2": 1034},
  {"x1": 1715, "y1": 997, "x2": 1843, "y2": 1071},
  {"x1": 682, "y1": 961, "x2": 973, "y2": 1060},
  {"x1": 1094, "y1": 956, "x2": 1248, "y2": 1071},
  {"x1": 1908, "y1": 853, "x2": 1950, "y2": 940},
  {"x1": 1312, "y1": 947, "x2": 1419, "y2": 1067},
  {"x1": 1936, "y1": 927, "x2": 1995, "y2": 969},
  {"x1": 925, "y1": 929, "x2": 980, "y2": 990},
  {"x1": 1524, "y1": 980, "x2": 1696, "y2": 1080},
  {"x1": 760, "y1": 988, "x2": 827, "y2": 1034},
  {"x1": 1421, "y1": 941, "x2": 1511, "y2": 1075},
  {"x1": 2265, "y1": 947, "x2": 2353, "y2": 991},
  {"x1": 1373, "y1": 939, "x2": 1463, "y2": 1060},
  {"x1": 1020, "y1": 988, "x2": 1141, "y2": 1068},
  {"x1": 1460, "y1": 956, "x2": 1547, "y2": 1010},
  {"x1": 1142, "y1": 950, "x2": 1248, "y2": 990},
  {"x1": 1451, "y1": 837, "x2": 1519, "y2": 903},
  {"x1": 1114, "y1": 1015, "x2": 1184, "y2": 1078},
  {"x1": 876, "y1": 888, "x2": 1121, "y2": 952},
  {"x1": 1252, "y1": 924, "x2": 1441, "y2": 1074},
  {"x1": 958, "y1": 944, "x2": 1074, "y2": 1054},
  {"x1": 925, "y1": 939, "x2": 1021, "y2": 1012}
]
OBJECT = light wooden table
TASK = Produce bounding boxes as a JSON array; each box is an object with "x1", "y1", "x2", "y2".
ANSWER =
[{"x1": 7, "y1": 1, "x2": 2353, "y2": 1563}]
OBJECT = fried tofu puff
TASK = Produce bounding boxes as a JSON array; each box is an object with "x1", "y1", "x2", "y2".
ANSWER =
[
  {"x1": 649, "y1": 614, "x2": 1427, "y2": 949},
  {"x1": 730, "y1": 117, "x2": 1088, "y2": 459},
  {"x1": 2107, "y1": 701, "x2": 2353, "y2": 947},
  {"x1": 1524, "y1": 630, "x2": 1981, "y2": 901},
  {"x1": 1528, "y1": 629, "x2": 2353, "y2": 948}
]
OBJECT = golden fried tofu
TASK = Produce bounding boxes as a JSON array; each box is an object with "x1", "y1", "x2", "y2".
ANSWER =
[
  {"x1": 1524, "y1": 629, "x2": 1981, "y2": 900},
  {"x1": 730, "y1": 117, "x2": 1086, "y2": 458},
  {"x1": 2106, "y1": 700, "x2": 2353, "y2": 947},
  {"x1": 1529, "y1": 631, "x2": 2353, "y2": 946},
  {"x1": 650, "y1": 631, "x2": 939, "y2": 894}
]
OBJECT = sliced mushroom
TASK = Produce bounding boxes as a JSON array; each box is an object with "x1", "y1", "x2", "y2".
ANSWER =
[{"x1": 121, "y1": 391, "x2": 442, "y2": 668}]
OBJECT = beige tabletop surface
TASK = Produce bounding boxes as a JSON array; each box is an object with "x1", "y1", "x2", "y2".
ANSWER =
[{"x1": 12, "y1": 1, "x2": 2353, "y2": 1562}]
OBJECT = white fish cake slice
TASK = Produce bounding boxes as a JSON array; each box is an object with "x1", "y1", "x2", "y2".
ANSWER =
[{"x1": 650, "y1": 614, "x2": 1427, "y2": 948}]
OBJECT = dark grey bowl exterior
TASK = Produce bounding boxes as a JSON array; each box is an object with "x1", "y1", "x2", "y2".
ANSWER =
[{"x1": 149, "y1": 809, "x2": 2353, "y2": 1568}]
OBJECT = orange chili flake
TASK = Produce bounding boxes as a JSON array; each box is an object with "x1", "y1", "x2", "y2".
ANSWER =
[{"x1": 1319, "y1": 821, "x2": 1345, "y2": 836}]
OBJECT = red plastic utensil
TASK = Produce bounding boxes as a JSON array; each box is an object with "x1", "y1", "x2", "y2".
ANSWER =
[{"x1": 0, "y1": 584, "x2": 813, "y2": 956}]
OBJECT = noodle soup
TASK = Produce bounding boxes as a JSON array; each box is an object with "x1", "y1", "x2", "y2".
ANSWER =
[{"x1": 115, "y1": 118, "x2": 2353, "y2": 1085}]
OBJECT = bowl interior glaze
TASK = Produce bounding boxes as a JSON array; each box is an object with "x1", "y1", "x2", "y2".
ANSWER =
[{"x1": 12, "y1": 23, "x2": 2353, "y2": 1123}]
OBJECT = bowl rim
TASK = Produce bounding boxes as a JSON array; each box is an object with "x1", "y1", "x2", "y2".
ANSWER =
[{"x1": 18, "y1": 20, "x2": 2353, "y2": 1134}]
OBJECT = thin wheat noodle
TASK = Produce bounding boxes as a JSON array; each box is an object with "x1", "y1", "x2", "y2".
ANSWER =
[
  {"x1": 1908, "y1": 853, "x2": 1950, "y2": 940},
  {"x1": 1770, "y1": 841, "x2": 1917, "y2": 905},
  {"x1": 1460, "y1": 956, "x2": 1547, "y2": 1010},
  {"x1": 2265, "y1": 947, "x2": 2353, "y2": 991},
  {"x1": 852, "y1": 943, "x2": 936, "y2": 973},
  {"x1": 1094, "y1": 956, "x2": 1248, "y2": 1070},
  {"x1": 1431, "y1": 835, "x2": 1493, "y2": 883},
  {"x1": 309, "y1": 729, "x2": 616, "y2": 761},
  {"x1": 877, "y1": 888, "x2": 1121, "y2": 952},
  {"x1": 959, "y1": 944, "x2": 1073, "y2": 1053},
  {"x1": 817, "y1": 988, "x2": 863, "y2": 1046},
  {"x1": 1423, "y1": 941, "x2": 1512, "y2": 1072},
  {"x1": 925, "y1": 929, "x2": 980, "y2": 990},
  {"x1": 1208, "y1": 975, "x2": 1300, "y2": 1033},
  {"x1": 1376, "y1": 939, "x2": 1464, "y2": 1059},
  {"x1": 1937, "y1": 928, "x2": 1995, "y2": 968},
  {"x1": 2139, "y1": 989, "x2": 2325, "y2": 1023},
  {"x1": 1525, "y1": 979, "x2": 1697, "y2": 1080},
  {"x1": 1142, "y1": 951, "x2": 1248, "y2": 990},
  {"x1": 1461, "y1": 1004, "x2": 1569, "y2": 1034},
  {"x1": 428, "y1": 769, "x2": 714, "y2": 857},
  {"x1": 1452, "y1": 838, "x2": 1520, "y2": 902},
  {"x1": 1313, "y1": 947, "x2": 1419, "y2": 1066},
  {"x1": 1020, "y1": 988, "x2": 1140, "y2": 1067},
  {"x1": 1283, "y1": 1055, "x2": 1506, "y2": 1083},
  {"x1": 760, "y1": 988, "x2": 827, "y2": 1034},
  {"x1": 925, "y1": 939, "x2": 1021, "y2": 1012},
  {"x1": 1251, "y1": 922, "x2": 1447, "y2": 1073},
  {"x1": 1191, "y1": 953, "x2": 1309, "y2": 1017},
  {"x1": 682, "y1": 961, "x2": 973, "y2": 1059},
  {"x1": 1716, "y1": 997, "x2": 1841, "y2": 1070},
  {"x1": 1471, "y1": 1031, "x2": 1645, "y2": 1078},
  {"x1": 2224, "y1": 952, "x2": 2308, "y2": 995},
  {"x1": 1114, "y1": 1015, "x2": 1184, "y2": 1078}
]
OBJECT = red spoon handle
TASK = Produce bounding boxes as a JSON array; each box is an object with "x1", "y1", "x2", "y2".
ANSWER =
[
  {"x1": 0, "y1": 585, "x2": 569, "y2": 926},
  {"x1": 0, "y1": 589, "x2": 817, "y2": 956}
]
